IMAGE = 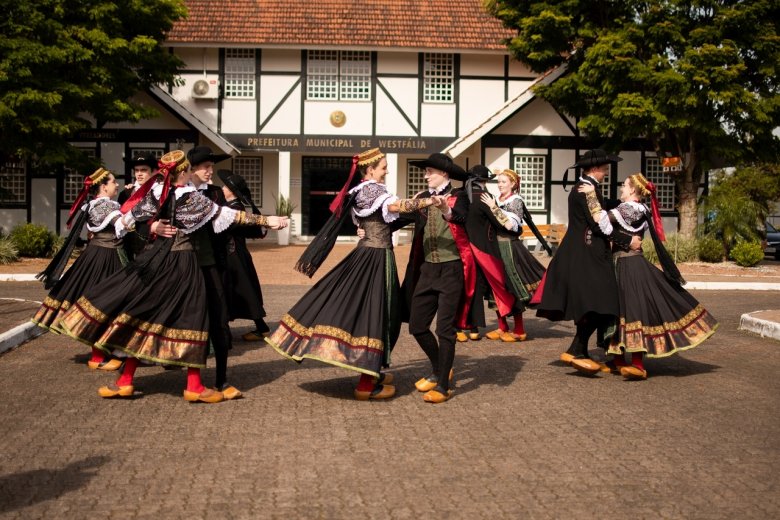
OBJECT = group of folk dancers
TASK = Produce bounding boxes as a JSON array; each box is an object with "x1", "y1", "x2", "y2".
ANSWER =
[{"x1": 32, "y1": 146, "x2": 718, "y2": 404}]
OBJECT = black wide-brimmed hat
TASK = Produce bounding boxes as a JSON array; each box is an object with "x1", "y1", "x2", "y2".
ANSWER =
[
  {"x1": 126, "y1": 154, "x2": 158, "y2": 170},
  {"x1": 467, "y1": 164, "x2": 495, "y2": 181},
  {"x1": 217, "y1": 169, "x2": 260, "y2": 214},
  {"x1": 409, "y1": 153, "x2": 467, "y2": 181},
  {"x1": 187, "y1": 145, "x2": 231, "y2": 166},
  {"x1": 572, "y1": 149, "x2": 623, "y2": 169}
]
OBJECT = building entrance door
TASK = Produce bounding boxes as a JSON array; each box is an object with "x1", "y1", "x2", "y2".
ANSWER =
[{"x1": 301, "y1": 156, "x2": 358, "y2": 236}]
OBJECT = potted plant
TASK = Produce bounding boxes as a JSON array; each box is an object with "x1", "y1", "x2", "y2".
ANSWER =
[{"x1": 274, "y1": 193, "x2": 296, "y2": 245}]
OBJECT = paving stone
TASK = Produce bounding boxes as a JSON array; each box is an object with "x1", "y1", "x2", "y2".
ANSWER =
[{"x1": 0, "y1": 287, "x2": 778, "y2": 518}]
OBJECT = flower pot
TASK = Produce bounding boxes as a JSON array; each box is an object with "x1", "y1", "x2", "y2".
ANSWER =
[{"x1": 277, "y1": 226, "x2": 290, "y2": 246}]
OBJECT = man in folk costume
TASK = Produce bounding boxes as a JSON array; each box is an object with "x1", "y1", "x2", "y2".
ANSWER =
[
  {"x1": 463, "y1": 165, "x2": 517, "y2": 334},
  {"x1": 118, "y1": 154, "x2": 158, "y2": 260},
  {"x1": 399, "y1": 152, "x2": 471, "y2": 403},
  {"x1": 186, "y1": 145, "x2": 243, "y2": 399},
  {"x1": 533, "y1": 149, "x2": 640, "y2": 372}
]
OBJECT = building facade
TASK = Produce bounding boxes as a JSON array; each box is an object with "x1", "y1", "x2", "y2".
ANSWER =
[{"x1": 1, "y1": 1, "x2": 687, "y2": 240}]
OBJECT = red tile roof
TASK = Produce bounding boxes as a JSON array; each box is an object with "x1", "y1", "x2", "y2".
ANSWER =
[{"x1": 167, "y1": 0, "x2": 515, "y2": 51}]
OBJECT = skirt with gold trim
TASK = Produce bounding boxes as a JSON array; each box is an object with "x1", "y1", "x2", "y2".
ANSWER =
[
  {"x1": 266, "y1": 246, "x2": 400, "y2": 377},
  {"x1": 59, "y1": 250, "x2": 209, "y2": 368},
  {"x1": 31, "y1": 243, "x2": 124, "y2": 334},
  {"x1": 609, "y1": 254, "x2": 718, "y2": 358}
]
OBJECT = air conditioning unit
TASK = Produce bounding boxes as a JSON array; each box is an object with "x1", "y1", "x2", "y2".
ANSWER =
[{"x1": 191, "y1": 75, "x2": 219, "y2": 99}]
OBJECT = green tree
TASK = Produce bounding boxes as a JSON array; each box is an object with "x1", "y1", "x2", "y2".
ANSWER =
[
  {"x1": 0, "y1": 0, "x2": 187, "y2": 167},
  {"x1": 485, "y1": 0, "x2": 780, "y2": 238},
  {"x1": 702, "y1": 163, "x2": 780, "y2": 252}
]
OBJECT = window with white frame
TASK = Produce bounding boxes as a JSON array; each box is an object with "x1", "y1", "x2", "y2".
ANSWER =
[
  {"x1": 63, "y1": 147, "x2": 97, "y2": 204},
  {"x1": 0, "y1": 158, "x2": 26, "y2": 205},
  {"x1": 225, "y1": 48, "x2": 256, "y2": 99},
  {"x1": 307, "y1": 50, "x2": 370, "y2": 101},
  {"x1": 513, "y1": 155, "x2": 546, "y2": 211},
  {"x1": 423, "y1": 53, "x2": 454, "y2": 103},
  {"x1": 233, "y1": 156, "x2": 263, "y2": 205},
  {"x1": 644, "y1": 157, "x2": 676, "y2": 210},
  {"x1": 600, "y1": 168, "x2": 611, "y2": 199},
  {"x1": 406, "y1": 161, "x2": 428, "y2": 198}
]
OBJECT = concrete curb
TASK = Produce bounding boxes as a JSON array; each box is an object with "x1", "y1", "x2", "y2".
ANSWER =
[
  {"x1": 685, "y1": 282, "x2": 780, "y2": 291},
  {"x1": 0, "y1": 274, "x2": 38, "y2": 282},
  {"x1": 739, "y1": 311, "x2": 780, "y2": 341},
  {"x1": 0, "y1": 321, "x2": 45, "y2": 355}
]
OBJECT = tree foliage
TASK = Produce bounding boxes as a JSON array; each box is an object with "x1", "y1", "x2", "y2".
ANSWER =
[
  {"x1": 0, "y1": 0, "x2": 187, "y2": 166},
  {"x1": 701, "y1": 163, "x2": 780, "y2": 252},
  {"x1": 485, "y1": 0, "x2": 780, "y2": 237}
]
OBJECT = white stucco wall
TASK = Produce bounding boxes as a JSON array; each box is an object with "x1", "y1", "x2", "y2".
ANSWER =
[
  {"x1": 377, "y1": 51, "x2": 417, "y2": 75},
  {"x1": 257, "y1": 77, "x2": 301, "y2": 134}
]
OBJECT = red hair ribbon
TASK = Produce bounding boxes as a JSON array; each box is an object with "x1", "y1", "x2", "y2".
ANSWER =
[
  {"x1": 66, "y1": 176, "x2": 94, "y2": 229},
  {"x1": 328, "y1": 155, "x2": 360, "y2": 217},
  {"x1": 646, "y1": 181, "x2": 666, "y2": 242}
]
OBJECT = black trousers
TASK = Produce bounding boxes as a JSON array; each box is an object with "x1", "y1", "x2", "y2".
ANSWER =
[
  {"x1": 202, "y1": 265, "x2": 232, "y2": 388},
  {"x1": 408, "y1": 261, "x2": 464, "y2": 391}
]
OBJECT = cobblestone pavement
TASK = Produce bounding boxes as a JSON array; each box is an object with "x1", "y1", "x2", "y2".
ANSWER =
[{"x1": 0, "y1": 285, "x2": 778, "y2": 519}]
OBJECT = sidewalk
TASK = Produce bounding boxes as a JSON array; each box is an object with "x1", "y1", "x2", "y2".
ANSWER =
[{"x1": 1, "y1": 243, "x2": 778, "y2": 355}]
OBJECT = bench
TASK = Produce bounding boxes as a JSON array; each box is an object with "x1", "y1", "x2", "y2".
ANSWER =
[{"x1": 520, "y1": 223, "x2": 567, "y2": 254}]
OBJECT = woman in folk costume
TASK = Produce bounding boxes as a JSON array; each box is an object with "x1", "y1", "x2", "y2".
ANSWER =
[
  {"x1": 216, "y1": 169, "x2": 271, "y2": 340},
  {"x1": 574, "y1": 173, "x2": 718, "y2": 379},
  {"x1": 266, "y1": 148, "x2": 445, "y2": 401},
  {"x1": 60, "y1": 150, "x2": 287, "y2": 403},
  {"x1": 479, "y1": 169, "x2": 546, "y2": 342},
  {"x1": 32, "y1": 168, "x2": 126, "y2": 371}
]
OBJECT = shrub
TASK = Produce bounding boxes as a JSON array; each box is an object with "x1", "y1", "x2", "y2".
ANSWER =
[
  {"x1": 644, "y1": 234, "x2": 698, "y2": 264},
  {"x1": 698, "y1": 235, "x2": 725, "y2": 263},
  {"x1": 49, "y1": 234, "x2": 66, "y2": 258},
  {"x1": 729, "y1": 240, "x2": 765, "y2": 267},
  {"x1": 9, "y1": 223, "x2": 56, "y2": 257},
  {"x1": 0, "y1": 236, "x2": 18, "y2": 264}
]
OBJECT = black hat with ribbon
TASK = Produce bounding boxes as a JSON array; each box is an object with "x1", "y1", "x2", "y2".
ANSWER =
[
  {"x1": 563, "y1": 148, "x2": 623, "y2": 190},
  {"x1": 464, "y1": 164, "x2": 494, "y2": 202},
  {"x1": 126, "y1": 154, "x2": 158, "y2": 170},
  {"x1": 467, "y1": 164, "x2": 495, "y2": 181},
  {"x1": 409, "y1": 153, "x2": 468, "y2": 181},
  {"x1": 217, "y1": 169, "x2": 261, "y2": 214},
  {"x1": 187, "y1": 145, "x2": 231, "y2": 166},
  {"x1": 571, "y1": 149, "x2": 623, "y2": 169}
]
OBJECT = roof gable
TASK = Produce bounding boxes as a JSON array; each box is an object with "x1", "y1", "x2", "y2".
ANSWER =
[
  {"x1": 167, "y1": 0, "x2": 515, "y2": 51},
  {"x1": 443, "y1": 64, "x2": 568, "y2": 158}
]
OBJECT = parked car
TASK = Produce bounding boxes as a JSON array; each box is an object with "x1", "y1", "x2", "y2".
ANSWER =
[{"x1": 766, "y1": 221, "x2": 780, "y2": 260}]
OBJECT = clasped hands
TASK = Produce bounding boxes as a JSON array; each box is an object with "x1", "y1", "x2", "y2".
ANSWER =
[
  {"x1": 150, "y1": 215, "x2": 290, "y2": 237},
  {"x1": 431, "y1": 194, "x2": 450, "y2": 211},
  {"x1": 264, "y1": 216, "x2": 289, "y2": 230}
]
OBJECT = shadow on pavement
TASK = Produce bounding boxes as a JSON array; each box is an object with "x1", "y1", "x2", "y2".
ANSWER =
[
  {"x1": 296, "y1": 360, "x2": 432, "y2": 400},
  {"x1": 647, "y1": 355, "x2": 721, "y2": 378},
  {"x1": 294, "y1": 353, "x2": 527, "y2": 400},
  {"x1": 452, "y1": 354, "x2": 526, "y2": 396},
  {"x1": 0, "y1": 455, "x2": 109, "y2": 514}
]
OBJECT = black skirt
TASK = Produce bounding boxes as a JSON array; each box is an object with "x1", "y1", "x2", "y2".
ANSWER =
[
  {"x1": 266, "y1": 245, "x2": 400, "y2": 377},
  {"x1": 610, "y1": 254, "x2": 718, "y2": 358},
  {"x1": 32, "y1": 243, "x2": 124, "y2": 334},
  {"x1": 60, "y1": 249, "x2": 210, "y2": 368}
]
